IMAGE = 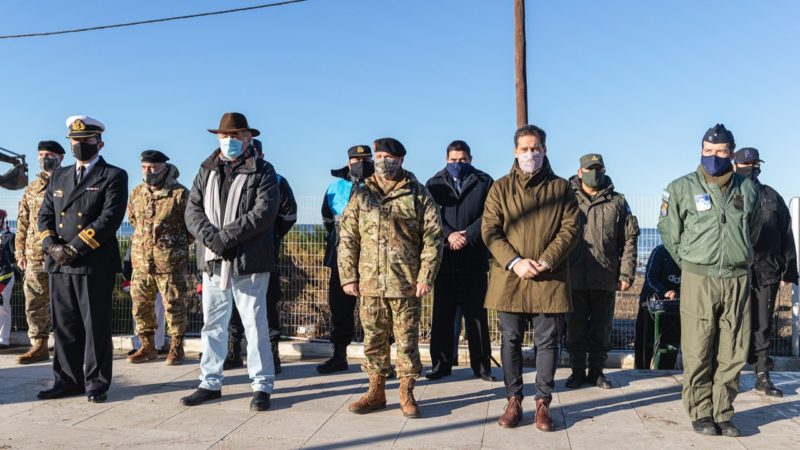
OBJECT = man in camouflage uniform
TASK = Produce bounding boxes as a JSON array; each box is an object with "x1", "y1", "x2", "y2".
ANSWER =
[
  {"x1": 15, "y1": 140, "x2": 65, "y2": 364},
  {"x1": 126, "y1": 150, "x2": 193, "y2": 365},
  {"x1": 339, "y1": 137, "x2": 443, "y2": 418}
]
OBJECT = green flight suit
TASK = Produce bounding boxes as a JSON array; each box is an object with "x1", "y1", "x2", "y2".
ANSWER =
[{"x1": 658, "y1": 166, "x2": 761, "y2": 422}]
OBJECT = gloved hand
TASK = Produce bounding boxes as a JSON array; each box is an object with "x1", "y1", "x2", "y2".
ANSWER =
[
  {"x1": 47, "y1": 243, "x2": 78, "y2": 266},
  {"x1": 207, "y1": 235, "x2": 226, "y2": 256}
]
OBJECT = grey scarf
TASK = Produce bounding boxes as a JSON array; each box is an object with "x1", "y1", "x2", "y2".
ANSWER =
[{"x1": 203, "y1": 169, "x2": 248, "y2": 289}]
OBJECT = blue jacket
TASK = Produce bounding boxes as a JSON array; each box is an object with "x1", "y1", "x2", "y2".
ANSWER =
[{"x1": 321, "y1": 167, "x2": 354, "y2": 268}]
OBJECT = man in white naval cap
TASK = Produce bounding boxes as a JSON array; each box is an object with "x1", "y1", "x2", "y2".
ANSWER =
[{"x1": 36, "y1": 115, "x2": 128, "y2": 403}]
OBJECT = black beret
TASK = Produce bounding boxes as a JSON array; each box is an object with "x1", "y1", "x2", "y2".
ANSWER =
[
  {"x1": 140, "y1": 150, "x2": 169, "y2": 163},
  {"x1": 703, "y1": 123, "x2": 735, "y2": 148},
  {"x1": 347, "y1": 145, "x2": 372, "y2": 158},
  {"x1": 733, "y1": 147, "x2": 764, "y2": 164},
  {"x1": 373, "y1": 137, "x2": 407, "y2": 157},
  {"x1": 38, "y1": 140, "x2": 65, "y2": 154},
  {"x1": 253, "y1": 139, "x2": 263, "y2": 154}
]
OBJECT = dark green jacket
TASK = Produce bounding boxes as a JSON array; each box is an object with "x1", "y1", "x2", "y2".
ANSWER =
[
  {"x1": 568, "y1": 176, "x2": 640, "y2": 292},
  {"x1": 657, "y1": 166, "x2": 762, "y2": 278}
]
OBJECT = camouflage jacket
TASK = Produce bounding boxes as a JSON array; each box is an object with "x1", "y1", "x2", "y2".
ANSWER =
[
  {"x1": 338, "y1": 170, "x2": 443, "y2": 298},
  {"x1": 16, "y1": 171, "x2": 50, "y2": 264},
  {"x1": 128, "y1": 164, "x2": 194, "y2": 274}
]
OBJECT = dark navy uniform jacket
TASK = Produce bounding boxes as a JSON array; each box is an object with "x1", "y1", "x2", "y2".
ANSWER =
[{"x1": 37, "y1": 156, "x2": 128, "y2": 275}]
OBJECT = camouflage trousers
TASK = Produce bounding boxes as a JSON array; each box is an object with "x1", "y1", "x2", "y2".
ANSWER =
[
  {"x1": 23, "y1": 264, "x2": 51, "y2": 339},
  {"x1": 131, "y1": 271, "x2": 188, "y2": 337},
  {"x1": 360, "y1": 296, "x2": 422, "y2": 379}
]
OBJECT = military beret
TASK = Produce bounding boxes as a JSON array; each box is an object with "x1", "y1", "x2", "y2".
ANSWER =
[
  {"x1": 580, "y1": 153, "x2": 605, "y2": 169},
  {"x1": 703, "y1": 123, "x2": 735, "y2": 148},
  {"x1": 733, "y1": 147, "x2": 764, "y2": 164},
  {"x1": 347, "y1": 145, "x2": 372, "y2": 158},
  {"x1": 140, "y1": 150, "x2": 169, "y2": 163},
  {"x1": 373, "y1": 137, "x2": 406, "y2": 157},
  {"x1": 38, "y1": 140, "x2": 65, "y2": 155},
  {"x1": 65, "y1": 115, "x2": 105, "y2": 138}
]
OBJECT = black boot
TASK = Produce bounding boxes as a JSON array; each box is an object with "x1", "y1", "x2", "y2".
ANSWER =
[
  {"x1": 180, "y1": 388, "x2": 221, "y2": 406},
  {"x1": 755, "y1": 372, "x2": 783, "y2": 397},
  {"x1": 588, "y1": 369, "x2": 613, "y2": 389},
  {"x1": 316, "y1": 343, "x2": 349, "y2": 374},
  {"x1": 565, "y1": 369, "x2": 587, "y2": 389},
  {"x1": 717, "y1": 421, "x2": 741, "y2": 437},
  {"x1": 223, "y1": 338, "x2": 243, "y2": 370},
  {"x1": 271, "y1": 340, "x2": 282, "y2": 375},
  {"x1": 691, "y1": 417, "x2": 720, "y2": 436}
]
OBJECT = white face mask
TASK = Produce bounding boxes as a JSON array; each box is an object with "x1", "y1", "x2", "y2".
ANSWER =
[
  {"x1": 219, "y1": 137, "x2": 244, "y2": 160},
  {"x1": 517, "y1": 151, "x2": 544, "y2": 174}
]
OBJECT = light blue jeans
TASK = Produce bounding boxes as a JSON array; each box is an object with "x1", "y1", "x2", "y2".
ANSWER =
[{"x1": 199, "y1": 267, "x2": 274, "y2": 393}]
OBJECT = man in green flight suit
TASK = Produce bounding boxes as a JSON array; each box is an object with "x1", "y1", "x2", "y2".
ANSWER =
[{"x1": 658, "y1": 124, "x2": 762, "y2": 437}]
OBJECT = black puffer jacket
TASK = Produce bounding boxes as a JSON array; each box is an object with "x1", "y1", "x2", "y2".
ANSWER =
[
  {"x1": 185, "y1": 147, "x2": 279, "y2": 275},
  {"x1": 426, "y1": 166, "x2": 493, "y2": 274},
  {"x1": 752, "y1": 181, "x2": 798, "y2": 286}
]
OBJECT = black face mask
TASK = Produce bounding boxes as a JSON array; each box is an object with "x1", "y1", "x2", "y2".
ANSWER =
[
  {"x1": 349, "y1": 160, "x2": 374, "y2": 181},
  {"x1": 144, "y1": 169, "x2": 169, "y2": 187},
  {"x1": 39, "y1": 156, "x2": 61, "y2": 172},
  {"x1": 736, "y1": 166, "x2": 760, "y2": 180},
  {"x1": 71, "y1": 142, "x2": 99, "y2": 162}
]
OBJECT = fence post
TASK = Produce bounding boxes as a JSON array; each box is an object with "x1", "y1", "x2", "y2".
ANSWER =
[{"x1": 790, "y1": 197, "x2": 799, "y2": 357}]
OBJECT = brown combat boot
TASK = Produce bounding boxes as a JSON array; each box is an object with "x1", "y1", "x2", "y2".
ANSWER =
[
  {"x1": 17, "y1": 338, "x2": 50, "y2": 364},
  {"x1": 399, "y1": 376, "x2": 421, "y2": 418},
  {"x1": 127, "y1": 333, "x2": 157, "y2": 363},
  {"x1": 498, "y1": 396, "x2": 522, "y2": 428},
  {"x1": 165, "y1": 336, "x2": 185, "y2": 366},
  {"x1": 349, "y1": 375, "x2": 387, "y2": 414},
  {"x1": 535, "y1": 398, "x2": 553, "y2": 432}
]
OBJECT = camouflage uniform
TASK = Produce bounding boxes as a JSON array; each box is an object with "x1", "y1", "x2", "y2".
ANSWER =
[
  {"x1": 127, "y1": 164, "x2": 193, "y2": 337},
  {"x1": 15, "y1": 172, "x2": 52, "y2": 339},
  {"x1": 338, "y1": 171, "x2": 443, "y2": 378}
]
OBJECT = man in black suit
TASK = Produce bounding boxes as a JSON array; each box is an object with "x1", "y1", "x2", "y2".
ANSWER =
[{"x1": 36, "y1": 115, "x2": 128, "y2": 403}]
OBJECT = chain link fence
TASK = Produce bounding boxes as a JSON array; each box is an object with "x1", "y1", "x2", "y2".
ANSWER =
[{"x1": 5, "y1": 195, "x2": 797, "y2": 356}]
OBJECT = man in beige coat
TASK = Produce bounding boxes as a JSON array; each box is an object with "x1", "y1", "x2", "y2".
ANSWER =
[{"x1": 482, "y1": 124, "x2": 580, "y2": 432}]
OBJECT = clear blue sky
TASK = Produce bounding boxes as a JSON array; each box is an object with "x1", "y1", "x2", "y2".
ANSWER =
[{"x1": 1, "y1": 0, "x2": 797, "y2": 225}]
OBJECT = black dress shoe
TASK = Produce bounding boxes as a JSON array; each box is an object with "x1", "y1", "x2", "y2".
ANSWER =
[
  {"x1": 479, "y1": 373, "x2": 497, "y2": 382},
  {"x1": 588, "y1": 371, "x2": 613, "y2": 389},
  {"x1": 180, "y1": 388, "x2": 221, "y2": 406},
  {"x1": 565, "y1": 370, "x2": 587, "y2": 389},
  {"x1": 755, "y1": 372, "x2": 783, "y2": 397},
  {"x1": 250, "y1": 391, "x2": 271, "y2": 411},
  {"x1": 425, "y1": 367, "x2": 452, "y2": 380},
  {"x1": 691, "y1": 417, "x2": 720, "y2": 436},
  {"x1": 37, "y1": 385, "x2": 85, "y2": 400},
  {"x1": 87, "y1": 391, "x2": 107, "y2": 403},
  {"x1": 717, "y1": 421, "x2": 741, "y2": 437}
]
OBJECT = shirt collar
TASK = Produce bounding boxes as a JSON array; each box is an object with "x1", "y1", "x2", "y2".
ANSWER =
[{"x1": 76, "y1": 155, "x2": 100, "y2": 175}]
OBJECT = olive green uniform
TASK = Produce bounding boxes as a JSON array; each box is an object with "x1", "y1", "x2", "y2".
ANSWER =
[{"x1": 658, "y1": 166, "x2": 761, "y2": 422}]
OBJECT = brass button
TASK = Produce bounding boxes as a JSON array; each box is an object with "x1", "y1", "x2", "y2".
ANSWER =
[
  {"x1": 60, "y1": 212, "x2": 65, "y2": 216},
  {"x1": 58, "y1": 235, "x2": 63, "y2": 239},
  {"x1": 78, "y1": 212, "x2": 83, "y2": 217},
  {"x1": 77, "y1": 225, "x2": 83, "y2": 230},
  {"x1": 59, "y1": 224, "x2": 63, "y2": 228}
]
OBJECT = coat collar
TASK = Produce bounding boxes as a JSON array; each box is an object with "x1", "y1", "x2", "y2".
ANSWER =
[{"x1": 201, "y1": 146, "x2": 258, "y2": 174}]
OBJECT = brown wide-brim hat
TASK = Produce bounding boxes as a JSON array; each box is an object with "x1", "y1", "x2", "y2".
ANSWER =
[{"x1": 207, "y1": 112, "x2": 260, "y2": 137}]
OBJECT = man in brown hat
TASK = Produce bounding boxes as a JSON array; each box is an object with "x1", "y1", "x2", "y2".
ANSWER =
[{"x1": 181, "y1": 112, "x2": 280, "y2": 412}]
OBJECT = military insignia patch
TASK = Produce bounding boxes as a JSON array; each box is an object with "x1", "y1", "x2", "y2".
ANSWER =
[
  {"x1": 72, "y1": 119, "x2": 86, "y2": 131},
  {"x1": 661, "y1": 190, "x2": 670, "y2": 203},
  {"x1": 54, "y1": 189, "x2": 64, "y2": 198},
  {"x1": 660, "y1": 201, "x2": 669, "y2": 217}
]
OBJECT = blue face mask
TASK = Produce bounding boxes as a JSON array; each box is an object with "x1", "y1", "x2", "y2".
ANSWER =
[
  {"x1": 701, "y1": 155, "x2": 732, "y2": 176},
  {"x1": 446, "y1": 161, "x2": 471, "y2": 179},
  {"x1": 220, "y1": 137, "x2": 244, "y2": 160}
]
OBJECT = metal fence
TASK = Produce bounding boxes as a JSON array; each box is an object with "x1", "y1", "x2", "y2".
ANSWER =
[{"x1": 6, "y1": 195, "x2": 797, "y2": 356}]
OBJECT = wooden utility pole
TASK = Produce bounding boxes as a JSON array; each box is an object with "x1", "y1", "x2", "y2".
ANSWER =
[{"x1": 514, "y1": 0, "x2": 528, "y2": 128}]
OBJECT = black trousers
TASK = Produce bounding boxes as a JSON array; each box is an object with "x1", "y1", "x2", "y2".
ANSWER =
[
  {"x1": 747, "y1": 282, "x2": 780, "y2": 372},
  {"x1": 50, "y1": 273, "x2": 115, "y2": 393},
  {"x1": 499, "y1": 311, "x2": 564, "y2": 401},
  {"x1": 567, "y1": 289, "x2": 616, "y2": 371},
  {"x1": 430, "y1": 273, "x2": 492, "y2": 375},
  {"x1": 229, "y1": 270, "x2": 280, "y2": 344},
  {"x1": 634, "y1": 305, "x2": 681, "y2": 370},
  {"x1": 328, "y1": 267, "x2": 357, "y2": 346}
]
